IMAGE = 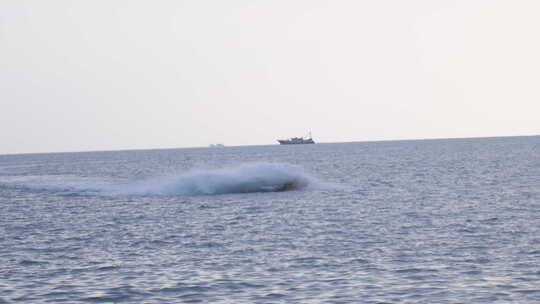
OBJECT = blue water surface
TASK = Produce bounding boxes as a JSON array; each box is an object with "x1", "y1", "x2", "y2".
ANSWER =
[{"x1": 1, "y1": 136, "x2": 540, "y2": 303}]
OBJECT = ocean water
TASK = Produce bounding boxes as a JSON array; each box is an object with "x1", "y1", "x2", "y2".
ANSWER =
[{"x1": 1, "y1": 136, "x2": 540, "y2": 303}]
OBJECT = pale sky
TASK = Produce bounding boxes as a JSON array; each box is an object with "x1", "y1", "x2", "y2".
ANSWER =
[{"x1": 1, "y1": 0, "x2": 539, "y2": 154}]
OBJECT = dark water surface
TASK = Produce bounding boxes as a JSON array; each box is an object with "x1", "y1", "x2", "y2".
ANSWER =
[{"x1": 1, "y1": 137, "x2": 540, "y2": 303}]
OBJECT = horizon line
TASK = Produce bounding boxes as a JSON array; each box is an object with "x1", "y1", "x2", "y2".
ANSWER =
[{"x1": 1, "y1": 133, "x2": 538, "y2": 157}]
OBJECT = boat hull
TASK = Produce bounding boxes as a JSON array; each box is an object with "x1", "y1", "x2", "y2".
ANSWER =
[{"x1": 277, "y1": 139, "x2": 315, "y2": 145}]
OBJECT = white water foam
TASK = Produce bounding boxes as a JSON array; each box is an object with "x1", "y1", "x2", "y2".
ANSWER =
[
  {"x1": 109, "y1": 163, "x2": 325, "y2": 196},
  {"x1": 1, "y1": 163, "x2": 330, "y2": 196}
]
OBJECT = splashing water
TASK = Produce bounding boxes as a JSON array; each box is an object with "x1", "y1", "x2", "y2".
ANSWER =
[
  {"x1": 1, "y1": 163, "x2": 327, "y2": 196},
  {"x1": 111, "y1": 163, "x2": 319, "y2": 196}
]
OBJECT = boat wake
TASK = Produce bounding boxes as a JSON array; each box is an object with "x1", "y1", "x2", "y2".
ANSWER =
[
  {"x1": 0, "y1": 163, "x2": 325, "y2": 196},
  {"x1": 112, "y1": 163, "x2": 315, "y2": 196}
]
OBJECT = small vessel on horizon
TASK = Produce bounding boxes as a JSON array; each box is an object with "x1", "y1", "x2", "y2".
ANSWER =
[
  {"x1": 277, "y1": 132, "x2": 315, "y2": 145},
  {"x1": 209, "y1": 144, "x2": 225, "y2": 148}
]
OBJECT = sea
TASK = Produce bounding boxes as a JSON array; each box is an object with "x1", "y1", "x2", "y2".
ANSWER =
[{"x1": 1, "y1": 136, "x2": 540, "y2": 303}]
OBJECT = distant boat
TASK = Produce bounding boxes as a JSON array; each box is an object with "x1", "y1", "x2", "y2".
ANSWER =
[
  {"x1": 277, "y1": 132, "x2": 315, "y2": 145},
  {"x1": 209, "y1": 144, "x2": 225, "y2": 148}
]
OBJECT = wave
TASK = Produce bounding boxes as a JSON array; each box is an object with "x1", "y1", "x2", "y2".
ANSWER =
[{"x1": 109, "y1": 163, "x2": 319, "y2": 196}]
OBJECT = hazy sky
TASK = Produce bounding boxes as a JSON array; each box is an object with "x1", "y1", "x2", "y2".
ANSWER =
[{"x1": 1, "y1": 0, "x2": 539, "y2": 154}]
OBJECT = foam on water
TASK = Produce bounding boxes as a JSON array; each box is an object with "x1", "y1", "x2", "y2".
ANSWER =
[
  {"x1": 0, "y1": 163, "x2": 328, "y2": 196},
  {"x1": 110, "y1": 162, "x2": 323, "y2": 196}
]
